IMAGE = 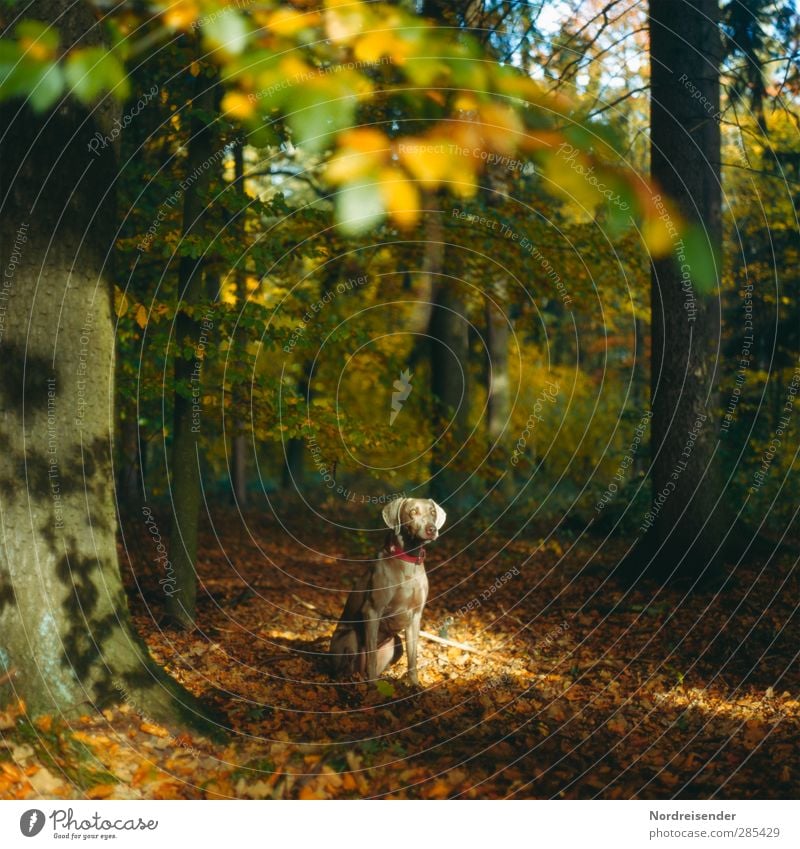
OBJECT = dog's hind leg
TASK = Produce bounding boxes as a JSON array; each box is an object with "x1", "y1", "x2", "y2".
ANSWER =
[{"x1": 328, "y1": 626, "x2": 361, "y2": 678}]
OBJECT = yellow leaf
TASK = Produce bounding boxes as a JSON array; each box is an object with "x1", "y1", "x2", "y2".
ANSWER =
[
  {"x1": 641, "y1": 214, "x2": 675, "y2": 257},
  {"x1": 221, "y1": 91, "x2": 255, "y2": 121},
  {"x1": 425, "y1": 779, "x2": 451, "y2": 799},
  {"x1": 398, "y1": 137, "x2": 455, "y2": 188},
  {"x1": 20, "y1": 38, "x2": 55, "y2": 62},
  {"x1": 268, "y1": 9, "x2": 320, "y2": 37},
  {"x1": 326, "y1": 129, "x2": 389, "y2": 184},
  {"x1": 379, "y1": 168, "x2": 420, "y2": 228},
  {"x1": 477, "y1": 103, "x2": 524, "y2": 155},
  {"x1": 139, "y1": 720, "x2": 168, "y2": 737},
  {"x1": 325, "y1": 0, "x2": 368, "y2": 45},
  {"x1": 134, "y1": 304, "x2": 148, "y2": 329},
  {"x1": 299, "y1": 784, "x2": 322, "y2": 800},
  {"x1": 115, "y1": 287, "x2": 130, "y2": 318},
  {"x1": 34, "y1": 715, "x2": 53, "y2": 733},
  {"x1": 354, "y1": 29, "x2": 407, "y2": 64},
  {"x1": 162, "y1": 0, "x2": 199, "y2": 31}
]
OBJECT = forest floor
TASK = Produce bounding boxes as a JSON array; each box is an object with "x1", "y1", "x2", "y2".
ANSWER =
[{"x1": 1, "y1": 506, "x2": 799, "y2": 799}]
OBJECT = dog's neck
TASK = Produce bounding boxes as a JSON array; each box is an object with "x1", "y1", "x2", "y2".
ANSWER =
[{"x1": 385, "y1": 529, "x2": 427, "y2": 563}]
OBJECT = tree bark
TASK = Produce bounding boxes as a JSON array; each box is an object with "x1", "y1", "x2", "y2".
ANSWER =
[
  {"x1": 485, "y1": 283, "x2": 511, "y2": 441},
  {"x1": 629, "y1": 0, "x2": 725, "y2": 582},
  {"x1": 0, "y1": 0, "x2": 220, "y2": 735},
  {"x1": 429, "y1": 217, "x2": 471, "y2": 503},
  {"x1": 230, "y1": 141, "x2": 248, "y2": 507},
  {"x1": 166, "y1": 75, "x2": 217, "y2": 628}
]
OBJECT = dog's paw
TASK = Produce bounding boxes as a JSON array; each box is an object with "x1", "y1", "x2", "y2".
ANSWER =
[{"x1": 403, "y1": 672, "x2": 422, "y2": 690}]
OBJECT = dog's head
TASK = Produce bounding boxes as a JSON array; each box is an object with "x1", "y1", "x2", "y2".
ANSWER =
[{"x1": 382, "y1": 497, "x2": 446, "y2": 545}]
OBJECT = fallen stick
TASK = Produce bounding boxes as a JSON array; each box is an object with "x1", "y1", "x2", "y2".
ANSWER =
[
  {"x1": 419, "y1": 630, "x2": 488, "y2": 655},
  {"x1": 291, "y1": 594, "x2": 337, "y2": 620}
]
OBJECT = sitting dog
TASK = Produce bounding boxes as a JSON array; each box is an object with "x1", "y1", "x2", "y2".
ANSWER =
[{"x1": 328, "y1": 497, "x2": 446, "y2": 685}]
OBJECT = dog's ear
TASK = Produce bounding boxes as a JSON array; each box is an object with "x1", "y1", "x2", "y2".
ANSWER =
[
  {"x1": 382, "y1": 498, "x2": 406, "y2": 535},
  {"x1": 431, "y1": 500, "x2": 447, "y2": 530}
]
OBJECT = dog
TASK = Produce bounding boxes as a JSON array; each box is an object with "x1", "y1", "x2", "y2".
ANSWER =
[{"x1": 328, "y1": 497, "x2": 446, "y2": 685}]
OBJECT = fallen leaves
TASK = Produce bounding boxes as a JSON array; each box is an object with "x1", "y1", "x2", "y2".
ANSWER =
[{"x1": 0, "y1": 517, "x2": 798, "y2": 800}]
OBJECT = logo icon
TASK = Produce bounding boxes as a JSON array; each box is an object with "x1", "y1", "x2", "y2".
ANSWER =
[
  {"x1": 390, "y1": 369, "x2": 413, "y2": 425},
  {"x1": 20, "y1": 809, "x2": 45, "y2": 837}
]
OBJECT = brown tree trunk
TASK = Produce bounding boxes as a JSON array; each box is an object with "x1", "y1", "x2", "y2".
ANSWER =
[
  {"x1": 166, "y1": 75, "x2": 217, "y2": 628},
  {"x1": 485, "y1": 287, "x2": 510, "y2": 443},
  {"x1": 429, "y1": 222, "x2": 470, "y2": 503},
  {"x1": 231, "y1": 141, "x2": 248, "y2": 507},
  {"x1": 0, "y1": 0, "x2": 220, "y2": 735},
  {"x1": 628, "y1": 0, "x2": 724, "y2": 582}
]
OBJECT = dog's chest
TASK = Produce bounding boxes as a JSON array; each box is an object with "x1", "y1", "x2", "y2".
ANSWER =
[{"x1": 382, "y1": 561, "x2": 428, "y2": 631}]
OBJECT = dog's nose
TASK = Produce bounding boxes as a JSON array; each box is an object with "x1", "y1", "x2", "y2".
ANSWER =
[{"x1": 425, "y1": 524, "x2": 437, "y2": 538}]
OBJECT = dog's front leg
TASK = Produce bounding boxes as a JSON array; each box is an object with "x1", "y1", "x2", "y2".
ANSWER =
[
  {"x1": 405, "y1": 609, "x2": 422, "y2": 686},
  {"x1": 363, "y1": 604, "x2": 380, "y2": 681}
]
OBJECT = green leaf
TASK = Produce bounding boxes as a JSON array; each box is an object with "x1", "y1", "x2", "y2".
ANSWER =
[
  {"x1": 203, "y1": 9, "x2": 250, "y2": 56},
  {"x1": 682, "y1": 224, "x2": 718, "y2": 295},
  {"x1": 375, "y1": 680, "x2": 395, "y2": 697},
  {"x1": 15, "y1": 19, "x2": 59, "y2": 53},
  {"x1": 335, "y1": 181, "x2": 385, "y2": 235},
  {"x1": 27, "y1": 62, "x2": 64, "y2": 111},
  {"x1": 65, "y1": 47, "x2": 130, "y2": 103}
]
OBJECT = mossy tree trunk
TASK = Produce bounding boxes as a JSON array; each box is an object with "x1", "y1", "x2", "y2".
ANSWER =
[{"x1": 0, "y1": 0, "x2": 221, "y2": 735}]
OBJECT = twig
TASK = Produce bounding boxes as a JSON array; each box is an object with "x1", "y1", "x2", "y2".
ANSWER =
[
  {"x1": 419, "y1": 630, "x2": 488, "y2": 656},
  {"x1": 291, "y1": 594, "x2": 337, "y2": 621}
]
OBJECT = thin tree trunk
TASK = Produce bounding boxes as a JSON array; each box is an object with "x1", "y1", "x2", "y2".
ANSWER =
[
  {"x1": 629, "y1": 0, "x2": 724, "y2": 581},
  {"x1": 166, "y1": 75, "x2": 217, "y2": 628},
  {"x1": 0, "y1": 0, "x2": 220, "y2": 735},
  {"x1": 231, "y1": 141, "x2": 248, "y2": 507},
  {"x1": 429, "y1": 203, "x2": 470, "y2": 502},
  {"x1": 486, "y1": 283, "x2": 511, "y2": 441},
  {"x1": 117, "y1": 402, "x2": 141, "y2": 505}
]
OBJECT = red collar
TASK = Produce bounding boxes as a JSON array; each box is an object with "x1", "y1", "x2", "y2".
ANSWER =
[{"x1": 386, "y1": 544, "x2": 425, "y2": 564}]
